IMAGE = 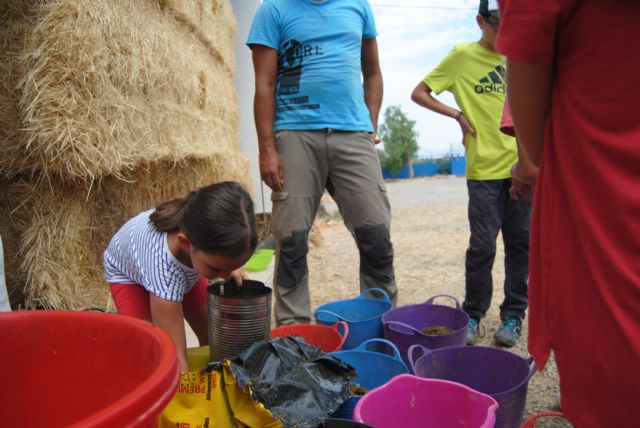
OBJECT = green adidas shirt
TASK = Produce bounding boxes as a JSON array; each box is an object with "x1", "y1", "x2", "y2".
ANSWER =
[{"x1": 424, "y1": 42, "x2": 516, "y2": 180}]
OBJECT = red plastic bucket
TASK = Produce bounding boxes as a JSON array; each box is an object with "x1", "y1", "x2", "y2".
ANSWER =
[
  {"x1": 0, "y1": 310, "x2": 180, "y2": 428},
  {"x1": 520, "y1": 411, "x2": 571, "y2": 428},
  {"x1": 353, "y1": 374, "x2": 498, "y2": 428},
  {"x1": 271, "y1": 321, "x2": 349, "y2": 353}
]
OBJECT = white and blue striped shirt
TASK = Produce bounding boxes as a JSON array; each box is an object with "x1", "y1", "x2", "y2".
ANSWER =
[{"x1": 103, "y1": 209, "x2": 201, "y2": 302}]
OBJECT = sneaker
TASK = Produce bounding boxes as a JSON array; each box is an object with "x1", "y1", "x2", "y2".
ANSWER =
[
  {"x1": 494, "y1": 317, "x2": 522, "y2": 347},
  {"x1": 466, "y1": 318, "x2": 480, "y2": 345}
]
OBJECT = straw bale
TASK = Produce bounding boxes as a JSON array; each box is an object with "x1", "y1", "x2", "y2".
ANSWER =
[
  {"x1": 1, "y1": 0, "x2": 238, "y2": 182},
  {"x1": 0, "y1": 152, "x2": 252, "y2": 309},
  {"x1": 0, "y1": 1, "x2": 39, "y2": 179}
]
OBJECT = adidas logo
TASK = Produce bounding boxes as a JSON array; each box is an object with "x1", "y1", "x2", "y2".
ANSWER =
[{"x1": 474, "y1": 65, "x2": 506, "y2": 94}]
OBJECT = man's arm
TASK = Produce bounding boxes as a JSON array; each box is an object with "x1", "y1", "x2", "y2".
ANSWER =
[
  {"x1": 411, "y1": 81, "x2": 476, "y2": 145},
  {"x1": 361, "y1": 38, "x2": 383, "y2": 143},
  {"x1": 511, "y1": 140, "x2": 539, "y2": 184},
  {"x1": 506, "y1": 59, "x2": 553, "y2": 166},
  {"x1": 251, "y1": 44, "x2": 284, "y2": 192}
]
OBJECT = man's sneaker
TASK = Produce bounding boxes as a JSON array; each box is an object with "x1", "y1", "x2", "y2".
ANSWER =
[
  {"x1": 466, "y1": 318, "x2": 480, "y2": 345},
  {"x1": 494, "y1": 317, "x2": 523, "y2": 347}
]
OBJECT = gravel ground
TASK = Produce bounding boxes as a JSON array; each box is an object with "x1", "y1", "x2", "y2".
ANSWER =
[{"x1": 308, "y1": 175, "x2": 560, "y2": 418}]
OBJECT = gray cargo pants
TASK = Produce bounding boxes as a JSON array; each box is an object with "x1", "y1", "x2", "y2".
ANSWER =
[
  {"x1": 271, "y1": 129, "x2": 397, "y2": 326},
  {"x1": 464, "y1": 179, "x2": 531, "y2": 321}
]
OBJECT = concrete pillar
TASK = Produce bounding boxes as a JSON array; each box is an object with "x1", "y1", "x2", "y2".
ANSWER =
[{"x1": 230, "y1": 0, "x2": 271, "y2": 214}]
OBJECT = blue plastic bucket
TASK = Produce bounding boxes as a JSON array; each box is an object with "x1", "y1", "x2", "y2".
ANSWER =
[
  {"x1": 315, "y1": 289, "x2": 392, "y2": 349},
  {"x1": 381, "y1": 294, "x2": 468, "y2": 370},
  {"x1": 409, "y1": 344, "x2": 537, "y2": 428},
  {"x1": 330, "y1": 339, "x2": 408, "y2": 420}
]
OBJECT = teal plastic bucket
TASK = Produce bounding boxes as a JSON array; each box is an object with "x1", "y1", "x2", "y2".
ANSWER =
[
  {"x1": 315, "y1": 289, "x2": 392, "y2": 350},
  {"x1": 330, "y1": 339, "x2": 408, "y2": 420}
]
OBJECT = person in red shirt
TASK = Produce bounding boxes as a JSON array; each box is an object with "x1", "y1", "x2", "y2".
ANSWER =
[{"x1": 497, "y1": 1, "x2": 640, "y2": 426}]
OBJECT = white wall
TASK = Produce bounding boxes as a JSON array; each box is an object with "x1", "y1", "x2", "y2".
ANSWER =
[{"x1": 230, "y1": 0, "x2": 271, "y2": 214}]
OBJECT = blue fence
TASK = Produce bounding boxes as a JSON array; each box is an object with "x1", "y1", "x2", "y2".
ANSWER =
[{"x1": 382, "y1": 156, "x2": 466, "y2": 179}]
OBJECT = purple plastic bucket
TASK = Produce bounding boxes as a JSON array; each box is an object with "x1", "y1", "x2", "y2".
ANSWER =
[
  {"x1": 409, "y1": 345, "x2": 537, "y2": 428},
  {"x1": 330, "y1": 339, "x2": 408, "y2": 420},
  {"x1": 353, "y1": 374, "x2": 498, "y2": 428},
  {"x1": 381, "y1": 294, "x2": 468, "y2": 370}
]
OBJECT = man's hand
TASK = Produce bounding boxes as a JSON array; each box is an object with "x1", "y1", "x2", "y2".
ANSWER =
[
  {"x1": 259, "y1": 146, "x2": 284, "y2": 192},
  {"x1": 509, "y1": 178, "x2": 534, "y2": 203},
  {"x1": 370, "y1": 131, "x2": 382, "y2": 145},
  {"x1": 457, "y1": 114, "x2": 476, "y2": 147}
]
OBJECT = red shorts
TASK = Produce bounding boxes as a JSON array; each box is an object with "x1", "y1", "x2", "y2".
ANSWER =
[{"x1": 109, "y1": 277, "x2": 208, "y2": 320}]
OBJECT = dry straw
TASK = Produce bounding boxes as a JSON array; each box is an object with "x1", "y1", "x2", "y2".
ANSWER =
[
  {"x1": 1, "y1": 154, "x2": 252, "y2": 309},
  {"x1": 2, "y1": 0, "x2": 238, "y2": 183},
  {"x1": 0, "y1": 0, "x2": 255, "y2": 309}
]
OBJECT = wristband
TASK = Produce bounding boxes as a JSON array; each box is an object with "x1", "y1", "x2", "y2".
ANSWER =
[{"x1": 454, "y1": 111, "x2": 463, "y2": 121}]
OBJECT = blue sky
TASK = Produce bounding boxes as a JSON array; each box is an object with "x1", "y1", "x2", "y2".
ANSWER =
[{"x1": 372, "y1": 0, "x2": 481, "y2": 157}]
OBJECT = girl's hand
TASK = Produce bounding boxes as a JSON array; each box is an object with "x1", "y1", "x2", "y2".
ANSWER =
[{"x1": 228, "y1": 268, "x2": 247, "y2": 286}]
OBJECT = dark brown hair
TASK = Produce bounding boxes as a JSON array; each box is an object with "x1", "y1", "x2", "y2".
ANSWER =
[{"x1": 149, "y1": 182, "x2": 258, "y2": 258}]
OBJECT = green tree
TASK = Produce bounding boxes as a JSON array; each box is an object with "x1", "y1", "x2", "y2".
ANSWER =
[{"x1": 378, "y1": 105, "x2": 419, "y2": 177}]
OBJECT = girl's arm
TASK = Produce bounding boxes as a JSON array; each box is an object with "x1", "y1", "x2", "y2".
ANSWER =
[{"x1": 150, "y1": 293, "x2": 190, "y2": 372}]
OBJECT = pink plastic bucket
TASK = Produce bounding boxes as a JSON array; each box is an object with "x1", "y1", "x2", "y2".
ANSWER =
[{"x1": 353, "y1": 374, "x2": 498, "y2": 428}]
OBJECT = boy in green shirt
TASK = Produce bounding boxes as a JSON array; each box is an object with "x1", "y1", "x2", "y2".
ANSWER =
[{"x1": 411, "y1": 0, "x2": 531, "y2": 346}]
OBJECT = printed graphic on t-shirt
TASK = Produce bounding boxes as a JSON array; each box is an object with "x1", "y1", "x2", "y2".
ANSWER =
[
  {"x1": 474, "y1": 64, "x2": 506, "y2": 94},
  {"x1": 276, "y1": 38, "x2": 323, "y2": 112}
]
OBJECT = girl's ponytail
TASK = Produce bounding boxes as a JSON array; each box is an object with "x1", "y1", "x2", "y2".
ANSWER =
[{"x1": 149, "y1": 191, "x2": 196, "y2": 232}]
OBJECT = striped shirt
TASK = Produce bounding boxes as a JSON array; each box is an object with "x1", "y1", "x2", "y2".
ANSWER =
[{"x1": 103, "y1": 209, "x2": 201, "y2": 302}]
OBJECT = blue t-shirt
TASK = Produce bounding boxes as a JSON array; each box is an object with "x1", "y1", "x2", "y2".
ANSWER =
[{"x1": 247, "y1": 0, "x2": 377, "y2": 132}]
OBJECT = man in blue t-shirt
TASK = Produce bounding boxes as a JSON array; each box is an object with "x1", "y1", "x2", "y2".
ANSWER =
[{"x1": 247, "y1": 0, "x2": 396, "y2": 326}]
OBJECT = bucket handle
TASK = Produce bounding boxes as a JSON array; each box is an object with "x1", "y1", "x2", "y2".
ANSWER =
[
  {"x1": 385, "y1": 320, "x2": 424, "y2": 336},
  {"x1": 526, "y1": 356, "x2": 538, "y2": 381},
  {"x1": 407, "y1": 344, "x2": 432, "y2": 374},
  {"x1": 357, "y1": 288, "x2": 392, "y2": 304},
  {"x1": 354, "y1": 338, "x2": 404, "y2": 363},
  {"x1": 424, "y1": 294, "x2": 461, "y2": 309},
  {"x1": 315, "y1": 309, "x2": 345, "y2": 323},
  {"x1": 330, "y1": 321, "x2": 350, "y2": 349}
]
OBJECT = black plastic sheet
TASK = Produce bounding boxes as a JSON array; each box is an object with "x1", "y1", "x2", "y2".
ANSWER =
[{"x1": 208, "y1": 336, "x2": 356, "y2": 428}]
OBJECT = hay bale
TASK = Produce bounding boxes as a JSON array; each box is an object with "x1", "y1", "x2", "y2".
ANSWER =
[
  {"x1": 0, "y1": 152, "x2": 252, "y2": 309},
  {"x1": 0, "y1": 1, "x2": 38, "y2": 180},
  {"x1": 1, "y1": 0, "x2": 238, "y2": 182}
]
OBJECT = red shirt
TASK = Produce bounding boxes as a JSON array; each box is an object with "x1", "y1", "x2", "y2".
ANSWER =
[
  {"x1": 500, "y1": 100, "x2": 514, "y2": 137},
  {"x1": 498, "y1": 1, "x2": 640, "y2": 426}
]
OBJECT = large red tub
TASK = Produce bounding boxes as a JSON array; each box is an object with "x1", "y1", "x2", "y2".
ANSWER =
[{"x1": 0, "y1": 310, "x2": 180, "y2": 427}]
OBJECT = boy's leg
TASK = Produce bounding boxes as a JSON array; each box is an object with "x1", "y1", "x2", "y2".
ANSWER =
[
  {"x1": 271, "y1": 130, "x2": 328, "y2": 325},
  {"x1": 326, "y1": 130, "x2": 396, "y2": 304},
  {"x1": 182, "y1": 276, "x2": 209, "y2": 346},
  {"x1": 464, "y1": 180, "x2": 504, "y2": 320},
  {"x1": 500, "y1": 190, "x2": 531, "y2": 320},
  {"x1": 109, "y1": 282, "x2": 151, "y2": 320}
]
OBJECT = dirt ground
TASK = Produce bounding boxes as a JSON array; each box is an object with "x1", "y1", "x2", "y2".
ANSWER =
[{"x1": 307, "y1": 175, "x2": 560, "y2": 418}]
